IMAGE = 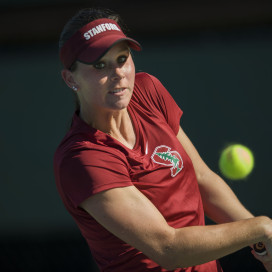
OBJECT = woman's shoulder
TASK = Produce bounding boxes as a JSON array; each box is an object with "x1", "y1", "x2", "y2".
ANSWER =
[
  {"x1": 54, "y1": 135, "x2": 129, "y2": 181},
  {"x1": 134, "y1": 72, "x2": 167, "y2": 95},
  {"x1": 135, "y1": 72, "x2": 158, "y2": 85},
  {"x1": 54, "y1": 125, "x2": 127, "y2": 171}
]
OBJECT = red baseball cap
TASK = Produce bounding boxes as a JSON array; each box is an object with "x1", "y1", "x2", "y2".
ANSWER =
[{"x1": 60, "y1": 18, "x2": 142, "y2": 69}]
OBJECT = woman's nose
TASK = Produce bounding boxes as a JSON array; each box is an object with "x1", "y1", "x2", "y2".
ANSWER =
[{"x1": 110, "y1": 66, "x2": 125, "y2": 80}]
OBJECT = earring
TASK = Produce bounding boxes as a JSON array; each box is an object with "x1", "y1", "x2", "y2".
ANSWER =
[{"x1": 72, "y1": 86, "x2": 78, "y2": 91}]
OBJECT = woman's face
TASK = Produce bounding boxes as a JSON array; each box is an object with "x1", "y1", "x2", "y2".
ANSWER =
[{"x1": 72, "y1": 41, "x2": 136, "y2": 114}]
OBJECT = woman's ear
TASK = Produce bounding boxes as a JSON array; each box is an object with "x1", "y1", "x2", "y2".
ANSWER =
[{"x1": 61, "y1": 69, "x2": 78, "y2": 90}]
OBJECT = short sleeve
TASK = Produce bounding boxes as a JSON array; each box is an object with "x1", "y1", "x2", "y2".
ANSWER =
[
  {"x1": 58, "y1": 146, "x2": 133, "y2": 208},
  {"x1": 134, "y1": 73, "x2": 183, "y2": 135}
]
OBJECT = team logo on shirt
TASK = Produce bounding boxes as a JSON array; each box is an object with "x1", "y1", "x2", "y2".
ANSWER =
[{"x1": 151, "y1": 145, "x2": 183, "y2": 177}]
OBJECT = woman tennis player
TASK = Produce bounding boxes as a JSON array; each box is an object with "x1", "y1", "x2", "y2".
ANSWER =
[{"x1": 54, "y1": 7, "x2": 272, "y2": 271}]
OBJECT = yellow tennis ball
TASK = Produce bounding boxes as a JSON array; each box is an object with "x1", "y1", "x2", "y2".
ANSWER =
[{"x1": 219, "y1": 144, "x2": 254, "y2": 180}]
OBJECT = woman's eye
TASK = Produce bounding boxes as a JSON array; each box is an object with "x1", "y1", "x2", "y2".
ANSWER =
[
  {"x1": 118, "y1": 55, "x2": 128, "y2": 64},
  {"x1": 93, "y1": 62, "x2": 106, "y2": 69}
]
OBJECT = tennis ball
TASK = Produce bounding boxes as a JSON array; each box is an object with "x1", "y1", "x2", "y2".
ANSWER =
[{"x1": 219, "y1": 144, "x2": 254, "y2": 180}]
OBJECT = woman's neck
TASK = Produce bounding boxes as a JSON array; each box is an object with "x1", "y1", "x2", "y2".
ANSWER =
[{"x1": 80, "y1": 107, "x2": 136, "y2": 149}]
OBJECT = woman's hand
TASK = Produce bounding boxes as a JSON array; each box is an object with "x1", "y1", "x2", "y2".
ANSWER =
[
  {"x1": 252, "y1": 223, "x2": 272, "y2": 271},
  {"x1": 252, "y1": 248, "x2": 272, "y2": 271}
]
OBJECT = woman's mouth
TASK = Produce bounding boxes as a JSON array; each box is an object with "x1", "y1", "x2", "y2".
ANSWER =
[{"x1": 109, "y1": 88, "x2": 126, "y2": 95}]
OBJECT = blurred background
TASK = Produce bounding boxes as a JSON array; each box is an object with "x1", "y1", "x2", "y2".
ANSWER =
[{"x1": 1, "y1": 0, "x2": 272, "y2": 271}]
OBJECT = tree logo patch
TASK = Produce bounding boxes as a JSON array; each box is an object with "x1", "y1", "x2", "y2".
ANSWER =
[{"x1": 151, "y1": 145, "x2": 184, "y2": 177}]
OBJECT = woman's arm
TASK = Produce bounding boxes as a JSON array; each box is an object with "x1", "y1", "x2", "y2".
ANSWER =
[
  {"x1": 176, "y1": 126, "x2": 253, "y2": 223},
  {"x1": 80, "y1": 185, "x2": 272, "y2": 270}
]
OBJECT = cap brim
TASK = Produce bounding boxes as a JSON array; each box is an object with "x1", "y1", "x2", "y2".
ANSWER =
[{"x1": 77, "y1": 35, "x2": 142, "y2": 65}]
